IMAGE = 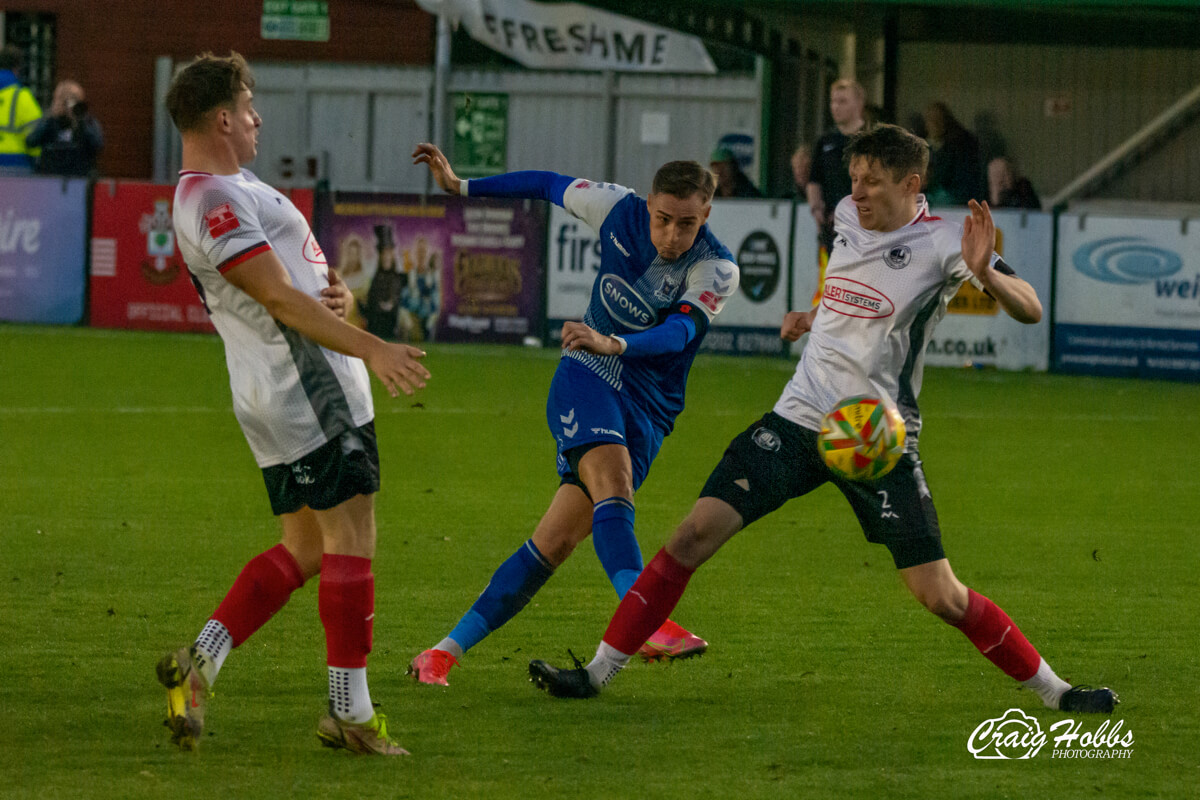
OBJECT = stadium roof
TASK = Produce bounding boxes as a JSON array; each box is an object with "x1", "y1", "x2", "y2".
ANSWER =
[{"x1": 582, "y1": 0, "x2": 1200, "y2": 53}]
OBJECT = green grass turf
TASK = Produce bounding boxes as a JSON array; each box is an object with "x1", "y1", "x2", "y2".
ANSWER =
[{"x1": 0, "y1": 324, "x2": 1196, "y2": 798}]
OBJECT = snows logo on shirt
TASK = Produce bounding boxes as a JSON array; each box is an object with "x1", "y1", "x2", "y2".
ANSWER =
[{"x1": 599, "y1": 274, "x2": 655, "y2": 330}]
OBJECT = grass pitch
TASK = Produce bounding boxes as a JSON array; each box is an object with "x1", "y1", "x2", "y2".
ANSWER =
[{"x1": 0, "y1": 324, "x2": 1195, "y2": 798}]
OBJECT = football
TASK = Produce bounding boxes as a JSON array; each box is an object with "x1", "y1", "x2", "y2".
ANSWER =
[{"x1": 819, "y1": 395, "x2": 906, "y2": 481}]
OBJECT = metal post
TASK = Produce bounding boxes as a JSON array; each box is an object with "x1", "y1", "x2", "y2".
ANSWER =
[
  {"x1": 152, "y1": 56, "x2": 175, "y2": 183},
  {"x1": 432, "y1": 13, "x2": 452, "y2": 149},
  {"x1": 602, "y1": 70, "x2": 617, "y2": 183},
  {"x1": 429, "y1": 13, "x2": 452, "y2": 195}
]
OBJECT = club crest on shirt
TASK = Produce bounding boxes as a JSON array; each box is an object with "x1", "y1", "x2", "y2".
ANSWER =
[
  {"x1": 655, "y1": 272, "x2": 681, "y2": 302},
  {"x1": 204, "y1": 203, "x2": 241, "y2": 238},
  {"x1": 884, "y1": 245, "x2": 912, "y2": 270},
  {"x1": 752, "y1": 427, "x2": 781, "y2": 452}
]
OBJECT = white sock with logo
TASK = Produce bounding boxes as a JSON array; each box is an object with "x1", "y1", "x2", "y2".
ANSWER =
[
  {"x1": 1021, "y1": 658, "x2": 1072, "y2": 709},
  {"x1": 328, "y1": 667, "x2": 374, "y2": 723},
  {"x1": 585, "y1": 641, "x2": 630, "y2": 689},
  {"x1": 191, "y1": 619, "x2": 232, "y2": 686}
]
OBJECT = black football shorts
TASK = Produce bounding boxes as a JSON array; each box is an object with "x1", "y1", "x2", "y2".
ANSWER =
[{"x1": 700, "y1": 411, "x2": 945, "y2": 569}]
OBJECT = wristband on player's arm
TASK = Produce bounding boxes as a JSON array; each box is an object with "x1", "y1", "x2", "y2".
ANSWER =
[
  {"x1": 611, "y1": 303, "x2": 706, "y2": 358},
  {"x1": 460, "y1": 171, "x2": 574, "y2": 205},
  {"x1": 980, "y1": 257, "x2": 1017, "y2": 299}
]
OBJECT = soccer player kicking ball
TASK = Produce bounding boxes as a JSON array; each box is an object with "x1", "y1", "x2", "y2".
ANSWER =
[
  {"x1": 407, "y1": 143, "x2": 739, "y2": 686},
  {"x1": 156, "y1": 52, "x2": 430, "y2": 755},
  {"x1": 530, "y1": 124, "x2": 1118, "y2": 715}
]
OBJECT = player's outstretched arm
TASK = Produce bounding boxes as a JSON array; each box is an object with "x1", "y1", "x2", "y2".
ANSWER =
[
  {"x1": 412, "y1": 143, "x2": 462, "y2": 195},
  {"x1": 780, "y1": 309, "x2": 817, "y2": 341},
  {"x1": 962, "y1": 200, "x2": 1042, "y2": 325},
  {"x1": 225, "y1": 250, "x2": 430, "y2": 397}
]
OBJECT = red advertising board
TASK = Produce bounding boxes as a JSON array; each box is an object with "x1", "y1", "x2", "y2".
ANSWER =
[{"x1": 88, "y1": 180, "x2": 313, "y2": 333}]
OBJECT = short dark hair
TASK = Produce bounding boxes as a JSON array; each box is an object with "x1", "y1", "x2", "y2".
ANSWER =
[
  {"x1": 652, "y1": 161, "x2": 717, "y2": 202},
  {"x1": 166, "y1": 51, "x2": 255, "y2": 133},
  {"x1": 843, "y1": 123, "x2": 929, "y2": 183},
  {"x1": 0, "y1": 46, "x2": 24, "y2": 73}
]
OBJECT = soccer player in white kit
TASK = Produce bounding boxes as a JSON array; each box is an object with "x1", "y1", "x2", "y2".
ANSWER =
[
  {"x1": 530, "y1": 124, "x2": 1118, "y2": 716},
  {"x1": 155, "y1": 52, "x2": 429, "y2": 755}
]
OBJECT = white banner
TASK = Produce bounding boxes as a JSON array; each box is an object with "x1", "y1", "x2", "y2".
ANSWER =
[
  {"x1": 1054, "y1": 212, "x2": 1200, "y2": 380},
  {"x1": 415, "y1": 0, "x2": 716, "y2": 74},
  {"x1": 924, "y1": 207, "x2": 1053, "y2": 371},
  {"x1": 1056, "y1": 213, "x2": 1198, "y2": 329}
]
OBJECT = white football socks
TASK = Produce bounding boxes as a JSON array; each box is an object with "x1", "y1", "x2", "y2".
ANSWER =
[
  {"x1": 191, "y1": 619, "x2": 232, "y2": 686},
  {"x1": 585, "y1": 642, "x2": 631, "y2": 690},
  {"x1": 434, "y1": 637, "x2": 465, "y2": 659},
  {"x1": 328, "y1": 667, "x2": 374, "y2": 723},
  {"x1": 1021, "y1": 657, "x2": 1072, "y2": 709}
]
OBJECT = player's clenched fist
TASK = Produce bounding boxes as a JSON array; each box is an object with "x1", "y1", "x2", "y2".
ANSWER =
[
  {"x1": 780, "y1": 309, "x2": 816, "y2": 341},
  {"x1": 560, "y1": 320, "x2": 622, "y2": 356},
  {"x1": 366, "y1": 342, "x2": 430, "y2": 398},
  {"x1": 412, "y1": 143, "x2": 461, "y2": 195}
]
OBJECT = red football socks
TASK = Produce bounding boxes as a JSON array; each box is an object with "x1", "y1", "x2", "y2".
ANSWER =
[
  {"x1": 602, "y1": 548, "x2": 695, "y2": 656},
  {"x1": 211, "y1": 543, "x2": 306, "y2": 646},
  {"x1": 952, "y1": 588, "x2": 1041, "y2": 682},
  {"x1": 319, "y1": 554, "x2": 374, "y2": 669}
]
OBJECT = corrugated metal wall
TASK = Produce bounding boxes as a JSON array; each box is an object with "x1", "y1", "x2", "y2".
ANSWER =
[
  {"x1": 238, "y1": 65, "x2": 759, "y2": 195},
  {"x1": 897, "y1": 42, "x2": 1200, "y2": 203},
  {"x1": 450, "y1": 70, "x2": 760, "y2": 193}
]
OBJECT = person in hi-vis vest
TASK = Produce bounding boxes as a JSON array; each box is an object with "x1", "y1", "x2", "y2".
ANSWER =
[{"x1": 0, "y1": 47, "x2": 42, "y2": 174}]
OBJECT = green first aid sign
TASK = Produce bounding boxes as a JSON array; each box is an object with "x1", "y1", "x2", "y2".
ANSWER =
[
  {"x1": 262, "y1": 0, "x2": 330, "y2": 42},
  {"x1": 452, "y1": 93, "x2": 509, "y2": 179}
]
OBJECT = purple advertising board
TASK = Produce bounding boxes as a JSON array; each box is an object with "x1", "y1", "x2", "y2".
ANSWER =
[
  {"x1": 314, "y1": 191, "x2": 546, "y2": 345},
  {"x1": 0, "y1": 176, "x2": 89, "y2": 324}
]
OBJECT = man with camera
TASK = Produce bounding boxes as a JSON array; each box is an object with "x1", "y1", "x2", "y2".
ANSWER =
[{"x1": 27, "y1": 79, "x2": 104, "y2": 177}]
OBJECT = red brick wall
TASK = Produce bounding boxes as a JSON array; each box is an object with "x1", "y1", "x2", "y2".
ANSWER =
[{"x1": 3, "y1": 1, "x2": 433, "y2": 179}]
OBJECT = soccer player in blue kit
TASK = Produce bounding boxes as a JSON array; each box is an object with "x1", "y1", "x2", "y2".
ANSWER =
[{"x1": 407, "y1": 142, "x2": 739, "y2": 685}]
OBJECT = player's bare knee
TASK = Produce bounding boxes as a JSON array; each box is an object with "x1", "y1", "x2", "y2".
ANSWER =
[
  {"x1": 532, "y1": 526, "x2": 582, "y2": 566},
  {"x1": 587, "y1": 470, "x2": 634, "y2": 502},
  {"x1": 916, "y1": 586, "x2": 968, "y2": 623},
  {"x1": 666, "y1": 516, "x2": 715, "y2": 569}
]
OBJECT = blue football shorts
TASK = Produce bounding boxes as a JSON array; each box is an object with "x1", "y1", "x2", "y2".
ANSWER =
[{"x1": 545, "y1": 357, "x2": 665, "y2": 493}]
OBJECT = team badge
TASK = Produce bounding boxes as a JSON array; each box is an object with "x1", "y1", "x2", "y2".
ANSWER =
[
  {"x1": 655, "y1": 273, "x2": 681, "y2": 302},
  {"x1": 752, "y1": 427, "x2": 781, "y2": 452},
  {"x1": 205, "y1": 203, "x2": 241, "y2": 238},
  {"x1": 884, "y1": 245, "x2": 911, "y2": 270}
]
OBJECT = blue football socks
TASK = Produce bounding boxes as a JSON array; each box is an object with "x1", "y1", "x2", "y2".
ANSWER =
[
  {"x1": 591, "y1": 496, "x2": 643, "y2": 598},
  {"x1": 446, "y1": 539, "x2": 554, "y2": 654}
]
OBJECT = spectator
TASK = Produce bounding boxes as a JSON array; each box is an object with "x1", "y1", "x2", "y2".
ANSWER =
[
  {"x1": 782, "y1": 144, "x2": 811, "y2": 200},
  {"x1": 864, "y1": 103, "x2": 890, "y2": 129},
  {"x1": 973, "y1": 110, "x2": 1008, "y2": 167},
  {"x1": 709, "y1": 147, "x2": 762, "y2": 198},
  {"x1": 0, "y1": 46, "x2": 42, "y2": 174},
  {"x1": 27, "y1": 79, "x2": 104, "y2": 177},
  {"x1": 921, "y1": 101, "x2": 985, "y2": 206},
  {"x1": 806, "y1": 79, "x2": 867, "y2": 258},
  {"x1": 988, "y1": 157, "x2": 1040, "y2": 210}
]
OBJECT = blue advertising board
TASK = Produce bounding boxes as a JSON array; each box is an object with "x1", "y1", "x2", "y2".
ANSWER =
[{"x1": 0, "y1": 176, "x2": 89, "y2": 324}]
